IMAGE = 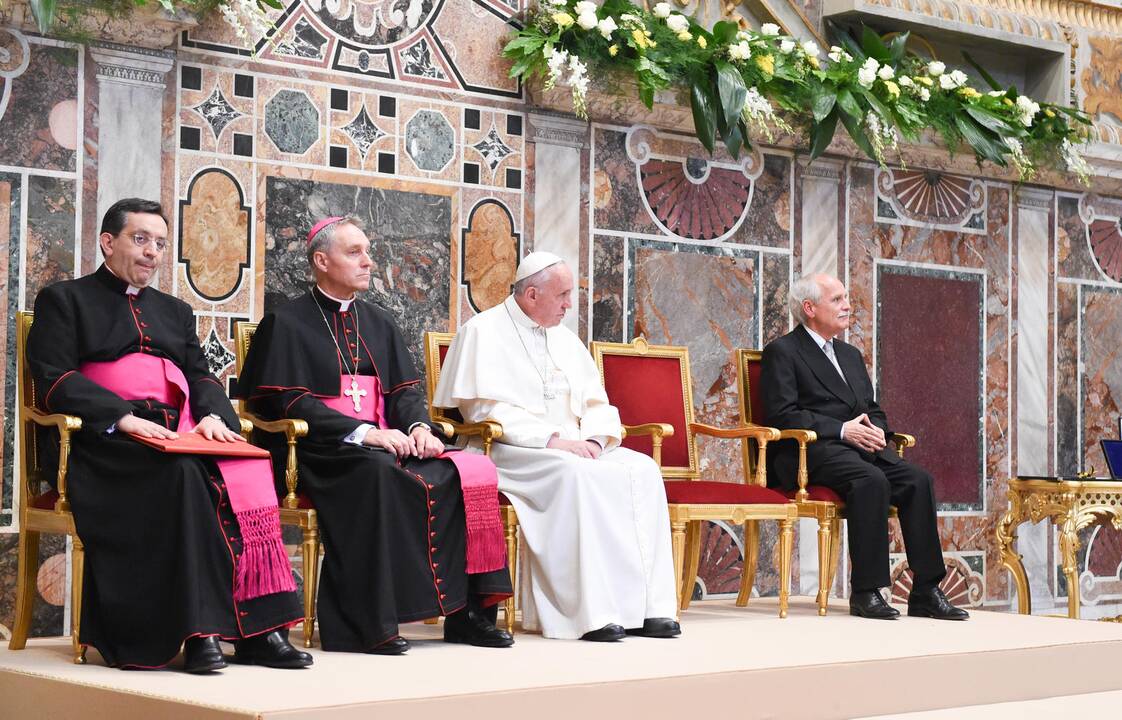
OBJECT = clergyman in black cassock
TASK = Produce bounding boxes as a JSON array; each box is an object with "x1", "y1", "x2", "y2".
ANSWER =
[
  {"x1": 236, "y1": 216, "x2": 513, "y2": 654},
  {"x1": 761, "y1": 273, "x2": 968, "y2": 621},
  {"x1": 26, "y1": 198, "x2": 311, "y2": 671}
]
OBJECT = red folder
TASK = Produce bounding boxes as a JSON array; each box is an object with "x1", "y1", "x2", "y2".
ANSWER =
[{"x1": 127, "y1": 432, "x2": 271, "y2": 458}]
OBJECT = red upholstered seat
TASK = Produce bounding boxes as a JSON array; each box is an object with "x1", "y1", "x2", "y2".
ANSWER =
[
  {"x1": 600, "y1": 353, "x2": 692, "y2": 469},
  {"x1": 294, "y1": 491, "x2": 315, "y2": 510},
  {"x1": 781, "y1": 486, "x2": 843, "y2": 503},
  {"x1": 664, "y1": 481, "x2": 790, "y2": 505},
  {"x1": 30, "y1": 490, "x2": 59, "y2": 510}
]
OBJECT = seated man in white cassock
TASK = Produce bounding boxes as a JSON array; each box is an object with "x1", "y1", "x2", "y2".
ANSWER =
[{"x1": 434, "y1": 252, "x2": 680, "y2": 642}]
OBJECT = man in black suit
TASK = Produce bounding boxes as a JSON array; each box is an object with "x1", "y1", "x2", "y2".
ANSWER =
[{"x1": 761, "y1": 273, "x2": 967, "y2": 621}]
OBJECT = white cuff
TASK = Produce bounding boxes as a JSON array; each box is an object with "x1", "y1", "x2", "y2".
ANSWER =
[
  {"x1": 344, "y1": 423, "x2": 375, "y2": 445},
  {"x1": 407, "y1": 421, "x2": 430, "y2": 434}
]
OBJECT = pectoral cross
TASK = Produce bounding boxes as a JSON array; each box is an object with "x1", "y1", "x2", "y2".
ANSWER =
[{"x1": 344, "y1": 378, "x2": 367, "y2": 413}]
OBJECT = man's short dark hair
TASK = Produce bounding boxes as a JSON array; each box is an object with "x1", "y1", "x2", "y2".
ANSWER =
[{"x1": 99, "y1": 198, "x2": 167, "y2": 237}]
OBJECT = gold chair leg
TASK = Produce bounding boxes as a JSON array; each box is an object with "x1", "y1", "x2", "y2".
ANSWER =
[
  {"x1": 9, "y1": 528, "x2": 40, "y2": 650},
  {"x1": 503, "y1": 515, "x2": 518, "y2": 634},
  {"x1": 778, "y1": 518, "x2": 793, "y2": 619},
  {"x1": 679, "y1": 521, "x2": 702, "y2": 611},
  {"x1": 71, "y1": 537, "x2": 87, "y2": 664},
  {"x1": 301, "y1": 527, "x2": 319, "y2": 648},
  {"x1": 736, "y1": 520, "x2": 759, "y2": 607},
  {"x1": 816, "y1": 518, "x2": 831, "y2": 616},
  {"x1": 827, "y1": 518, "x2": 842, "y2": 600},
  {"x1": 670, "y1": 517, "x2": 687, "y2": 620}
]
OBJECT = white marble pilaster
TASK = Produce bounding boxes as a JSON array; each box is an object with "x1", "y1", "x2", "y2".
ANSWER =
[
  {"x1": 1014, "y1": 186, "x2": 1055, "y2": 611},
  {"x1": 88, "y1": 42, "x2": 174, "y2": 275},
  {"x1": 527, "y1": 112, "x2": 587, "y2": 336},
  {"x1": 796, "y1": 157, "x2": 845, "y2": 594}
]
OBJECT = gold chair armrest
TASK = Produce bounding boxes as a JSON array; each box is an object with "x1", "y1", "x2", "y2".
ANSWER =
[
  {"x1": 689, "y1": 422, "x2": 780, "y2": 441},
  {"x1": 29, "y1": 411, "x2": 82, "y2": 512},
  {"x1": 622, "y1": 423, "x2": 675, "y2": 467},
  {"x1": 775, "y1": 428, "x2": 818, "y2": 500},
  {"x1": 239, "y1": 417, "x2": 253, "y2": 438},
  {"x1": 433, "y1": 415, "x2": 504, "y2": 456},
  {"x1": 242, "y1": 412, "x2": 308, "y2": 509},
  {"x1": 430, "y1": 420, "x2": 454, "y2": 439},
  {"x1": 890, "y1": 432, "x2": 915, "y2": 459}
]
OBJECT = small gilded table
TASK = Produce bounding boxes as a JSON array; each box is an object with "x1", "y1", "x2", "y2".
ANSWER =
[{"x1": 997, "y1": 477, "x2": 1122, "y2": 619}]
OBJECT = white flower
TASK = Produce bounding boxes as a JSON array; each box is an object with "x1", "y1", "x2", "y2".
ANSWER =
[
  {"x1": 737, "y1": 31, "x2": 750, "y2": 41},
  {"x1": 574, "y1": 1, "x2": 597, "y2": 16},
  {"x1": 665, "y1": 13, "x2": 689, "y2": 33},
  {"x1": 827, "y1": 49, "x2": 844, "y2": 63},
  {"x1": 728, "y1": 41, "x2": 752, "y2": 61},
  {"x1": 988, "y1": 90, "x2": 1005, "y2": 97},
  {"x1": 878, "y1": 65, "x2": 894, "y2": 80},
  {"x1": 1016, "y1": 95, "x2": 1040, "y2": 126},
  {"x1": 862, "y1": 56, "x2": 879, "y2": 71},
  {"x1": 1062, "y1": 138, "x2": 1092, "y2": 185},
  {"x1": 597, "y1": 16, "x2": 617, "y2": 39},
  {"x1": 939, "y1": 74, "x2": 956, "y2": 90},
  {"x1": 802, "y1": 41, "x2": 819, "y2": 57},
  {"x1": 898, "y1": 75, "x2": 913, "y2": 87},
  {"x1": 620, "y1": 13, "x2": 640, "y2": 25},
  {"x1": 576, "y1": 12, "x2": 598, "y2": 30},
  {"x1": 949, "y1": 70, "x2": 968, "y2": 88},
  {"x1": 927, "y1": 60, "x2": 945, "y2": 76},
  {"x1": 760, "y1": 23, "x2": 780, "y2": 36},
  {"x1": 779, "y1": 39, "x2": 795, "y2": 54},
  {"x1": 919, "y1": 87, "x2": 931, "y2": 101},
  {"x1": 546, "y1": 47, "x2": 570, "y2": 76},
  {"x1": 653, "y1": 2, "x2": 672, "y2": 18},
  {"x1": 740, "y1": 86, "x2": 792, "y2": 141},
  {"x1": 857, "y1": 66, "x2": 877, "y2": 88}
]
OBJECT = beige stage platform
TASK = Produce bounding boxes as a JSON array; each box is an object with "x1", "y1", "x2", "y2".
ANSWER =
[{"x1": 4, "y1": 598, "x2": 1122, "y2": 719}]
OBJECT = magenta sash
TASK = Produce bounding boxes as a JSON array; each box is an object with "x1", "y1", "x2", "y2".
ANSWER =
[
  {"x1": 80, "y1": 353, "x2": 296, "y2": 602},
  {"x1": 325, "y1": 374, "x2": 505, "y2": 574}
]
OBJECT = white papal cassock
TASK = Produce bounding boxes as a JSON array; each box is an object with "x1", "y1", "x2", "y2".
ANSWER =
[{"x1": 434, "y1": 295, "x2": 678, "y2": 639}]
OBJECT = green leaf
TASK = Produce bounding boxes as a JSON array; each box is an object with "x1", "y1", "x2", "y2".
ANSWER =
[
  {"x1": 962, "y1": 52, "x2": 1003, "y2": 92},
  {"x1": 886, "y1": 31, "x2": 909, "y2": 65},
  {"x1": 855, "y1": 87, "x2": 891, "y2": 122},
  {"x1": 860, "y1": 25, "x2": 890, "y2": 63},
  {"x1": 508, "y1": 54, "x2": 537, "y2": 80},
  {"x1": 689, "y1": 76, "x2": 717, "y2": 154},
  {"x1": 258, "y1": 0, "x2": 285, "y2": 10},
  {"x1": 638, "y1": 83, "x2": 655, "y2": 109},
  {"x1": 711, "y1": 20, "x2": 739, "y2": 45},
  {"x1": 838, "y1": 108, "x2": 878, "y2": 161},
  {"x1": 811, "y1": 89, "x2": 837, "y2": 123},
  {"x1": 836, "y1": 88, "x2": 864, "y2": 120},
  {"x1": 826, "y1": 20, "x2": 866, "y2": 63},
  {"x1": 722, "y1": 120, "x2": 744, "y2": 159},
  {"x1": 809, "y1": 109, "x2": 839, "y2": 159},
  {"x1": 964, "y1": 105, "x2": 1018, "y2": 136},
  {"x1": 714, "y1": 61, "x2": 747, "y2": 135},
  {"x1": 503, "y1": 35, "x2": 544, "y2": 56},
  {"x1": 29, "y1": 0, "x2": 57, "y2": 34},
  {"x1": 954, "y1": 114, "x2": 1008, "y2": 165}
]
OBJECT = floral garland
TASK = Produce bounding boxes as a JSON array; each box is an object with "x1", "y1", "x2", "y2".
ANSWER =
[
  {"x1": 503, "y1": 0, "x2": 1093, "y2": 184},
  {"x1": 26, "y1": 0, "x2": 278, "y2": 46}
]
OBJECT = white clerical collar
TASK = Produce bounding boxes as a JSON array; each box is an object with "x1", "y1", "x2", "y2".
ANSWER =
[
  {"x1": 504, "y1": 295, "x2": 541, "y2": 330},
  {"x1": 316, "y1": 285, "x2": 355, "y2": 312},
  {"x1": 103, "y1": 263, "x2": 143, "y2": 296},
  {"x1": 802, "y1": 324, "x2": 834, "y2": 351}
]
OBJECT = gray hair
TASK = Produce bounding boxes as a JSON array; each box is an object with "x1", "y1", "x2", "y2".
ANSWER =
[
  {"x1": 306, "y1": 215, "x2": 365, "y2": 266},
  {"x1": 789, "y1": 274, "x2": 826, "y2": 324},
  {"x1": 512, "y1": 262, "x2": 562, "y2": 297}
]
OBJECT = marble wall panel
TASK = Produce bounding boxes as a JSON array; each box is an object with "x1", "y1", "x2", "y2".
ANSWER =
[
  {"x1": 592, "y1": 128, "x2": 660, "y2": 236},
  {"x1": 257, "y1": 79, "x2": 328, "y2": 165},
  {"x1": 1081, "y1": 286, "x2": 1122, "y2": 473},
  {"x1": 628, "y1": 240, "x2": 758, "y2": 488},
  {"x1": 461, "y1": 198, "x2": 518, "y2": 313},
  {"x1": 1056, "y1": 282, "x2": 1081, "y2": 474},
  {"x1": 462, "y1": 108, "x2": 524, "y2": 189},
  {"x1": 1056, "y1": 194, "x2": 1102, "y2": 282},
  {"x1": 728, "y1": 153, "x2": 791, "y2": 248},
  {"x1": 399, "y1": 101, "x2": 460, "y2": 183},
  {"x1": 429, "y1": 0, "x2": 521, "y2": 96},
  {"x1": 263, "y1": 174, "x2": 454, "y2": 367},
  {"x1": 24, "y1": 175, "x2": 75, "y2": 302},
  {"x1": 0, "y1": 534, "x2": 66, "y2": 640},
  {"x1": 591, "y1": 235, "x2": 624, "y2": 343},
  {"x1": 761, "y1": 253, "x2": 791, "y2": 345},
  {"x1": 328, "y1": 91, "x2": 397, "y2": 174},
  {"x1": 877, "y1": 266, "x2": 984, "y2": 509},
  {"x1": 179, "y1": 65, "x2": 255, "y2": 157},
  {"x1": 0, "y1": 37, "x2": 78, "y2": 172},
  {"x1": 0, "y1": 174, "x2": 13, "y2": 521}
]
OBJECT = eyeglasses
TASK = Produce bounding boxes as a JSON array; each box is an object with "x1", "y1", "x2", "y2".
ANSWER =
[{"x1": 127, "y1": 233, "x2": 168, "y2": 252}]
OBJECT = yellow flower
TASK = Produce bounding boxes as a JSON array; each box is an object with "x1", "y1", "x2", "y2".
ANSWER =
[
  {"x1": 552, "y1": 13, "x2": 574, "y2": 29},
  {"x1": 677, "y1": 31, "x2": 691, "y2": 42},
  {"x1": 645, "y1": 30, "x2": 653, "y2": 38},
  {"x1": 957, "y1": 87, "x2": 980, "y2": 99},
  {"x1": 1003, "y1": 97, "x2": 1014, "y2": 106},
  {"x1": 755, "y1": 53, "x2": 774, "y2": 75},
  {"x1": 697, "y1": 36, "x2": 707, "y2": 49},
  {"x1": 915, "y1": 75, "x2": 933, "y2": 87},
  {"x1": 807, "y1": 55, "x2": 820, "y2": 69},
  {"x1": 1045, "y1": 109, "x2": 1055, "y2": 118},
  {"x1": 648, "y1": 40, "x2": 657, "y2": 47},
  {"x1": 609, "y1": 44, "x2": 619, "y2": 57},
  {"x1": 884, "y1": 80, "x2": 900, "y2": 98},
  {"x1": 631, "y1": 28, "x2": 649, "y2": 49}
]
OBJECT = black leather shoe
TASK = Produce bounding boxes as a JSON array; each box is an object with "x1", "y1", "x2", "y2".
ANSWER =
[
  {"x1": 849, "y1": 590, "x2": 900, "y2": 619},
  {"x1": 183, "y1": 636, "x2": 227, "y2": 673},
  {"x1": 580, "y1": 624, "x2": 626, "y2": 642},
  {"x1": 366, "y1": 636, "x2": 410, "y2": 655},
  {"x1": 233, "y1": 630, "x2": 313, "y2": 669},
  {"x1": 908, "y1": 587, "x2": 970, "y2": 621},
  {"x1": 443, "y1": 608, "x2": 515, "y2": 648},
  {"x1": 625, "y1": 618, "x2": 682, "y2": 638}
]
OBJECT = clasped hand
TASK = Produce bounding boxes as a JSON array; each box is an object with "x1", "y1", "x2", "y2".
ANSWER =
[
  {"x1": 841, "y1": 413, "x2": 886, "y2": 453},
  {"x1": 547, "y1": 437, "x2": 602, "y2": 459},
  {"x1": 363, "y1": 425, "x2": 444, "y2": 459}
]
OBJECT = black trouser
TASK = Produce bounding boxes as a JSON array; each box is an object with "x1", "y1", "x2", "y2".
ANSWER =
[{"x1": 811, "y1": 450, "x2": 946, "y2": 593}]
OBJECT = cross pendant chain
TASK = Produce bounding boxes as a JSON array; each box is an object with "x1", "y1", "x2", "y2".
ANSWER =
[{"x1": 344, "y1": 377, "x2": 367, "y2": 413}]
